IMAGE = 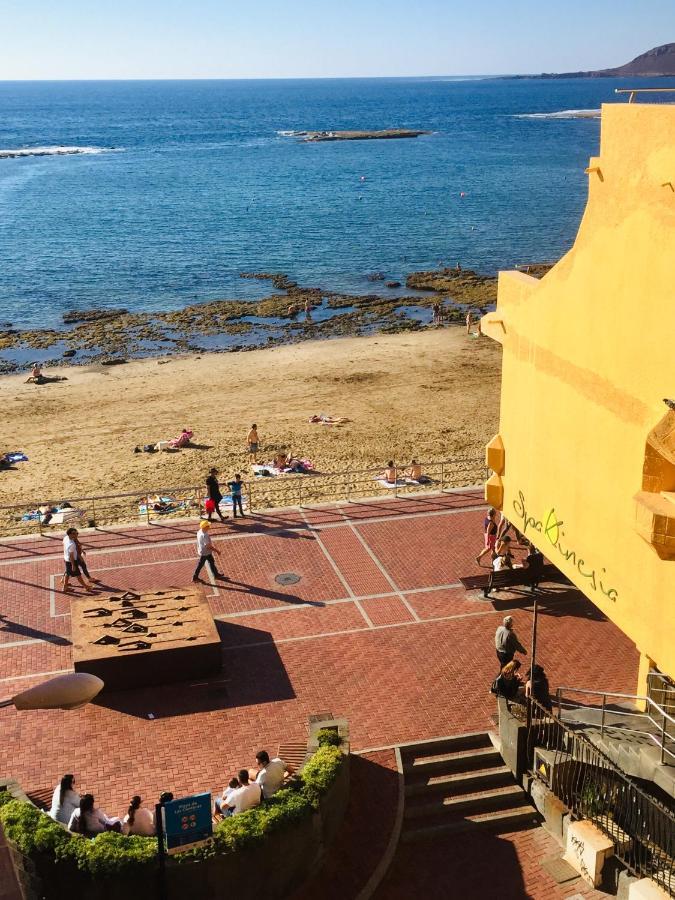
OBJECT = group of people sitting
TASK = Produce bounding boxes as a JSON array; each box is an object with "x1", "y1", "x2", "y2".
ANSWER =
[
  {"x1": 378, "y1": 459, "x2": 426, "y2": 484},
  {"x1": 47, "y1": 751, "x2": 291, "y2": 839},
  {"x1": 49, "y1": 775, "x2": 154, "y2": 836},
  {"x1": 213, "y1": 751, "x2": 292, "y2": 818}
]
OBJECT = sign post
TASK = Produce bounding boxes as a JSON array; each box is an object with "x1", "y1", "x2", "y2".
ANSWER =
[{"x1": 162, "y1": 792, "x2": 213, "y2": 855}]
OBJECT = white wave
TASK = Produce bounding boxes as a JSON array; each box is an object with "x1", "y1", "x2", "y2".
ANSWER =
[
  {"x1": 276, "y1": 130, "x2": 308, "y2": 137},
  {"x1": 0, "y1": 145, "x2": 120, "y2": 160},
  {"x1": 514, "y1": 109, "x2": 601, "y2": 120}
]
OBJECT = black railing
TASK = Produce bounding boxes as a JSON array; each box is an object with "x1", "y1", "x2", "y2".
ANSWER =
[{"x1": 527, "y1": 698, "x2": 675, "y2": 896}]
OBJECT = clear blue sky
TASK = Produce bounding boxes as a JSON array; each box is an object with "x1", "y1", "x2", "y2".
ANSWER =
[{"x1": 2, "y1": 0, "x2": 675, "y2": 79}]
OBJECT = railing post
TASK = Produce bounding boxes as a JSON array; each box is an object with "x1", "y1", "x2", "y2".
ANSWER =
[
  {"x1": 556, "y1": 688, "x2": 562, "y2": 720},
  {"x1": 601, "y1": 694, "x2": 606, "y2": 737},
  {"x1": 661, "y1": 712, "x2": 667, "y2": 765},
  {"x1": 394, "y1": 466, "x2": 398, "y2": 499},
  {"x1": 247, "y1": 480, "x2": 253, "y2": 514},
  {"x1": 90, "y1": 498, "x2": 96, "y2": 528},
  {"x1": 346, "y1": 471, "x2": 351, "y2": 503},
  {"x1": 298, "y1": 477, "x2": 303, "y2": 509},
  {"x1": 440, "y1": 461, "x2": 445, "y2": 492},
  {"x1": 145, "y1": 496, "x2": 151, "y2": 526}
]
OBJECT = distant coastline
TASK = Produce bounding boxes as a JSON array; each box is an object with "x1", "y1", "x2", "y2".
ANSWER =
[{"x1": 503, "y1": 42, "x2": 675, "y2": 80}]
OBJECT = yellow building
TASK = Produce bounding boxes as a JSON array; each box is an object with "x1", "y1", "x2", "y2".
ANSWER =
[{"x1": 482, "y1": 99, "x2": 675, "y2": 695}]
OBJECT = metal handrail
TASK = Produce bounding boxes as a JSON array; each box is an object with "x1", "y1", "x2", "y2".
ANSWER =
[
  {"x1": 528, "y1": 697, "x2": 675, "y2": 896},
  {"x1": 616, "y1": 87, "x2": 675, "y2": 104},
  {"x1": 555, "y1": 686, "x2": 675, "y2": 766},
  {"x1": 0, "y1": 456, "x2": 486, "y2": 537}
]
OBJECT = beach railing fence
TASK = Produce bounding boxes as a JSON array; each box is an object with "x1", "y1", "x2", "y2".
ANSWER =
[{"x1": 0, "y1": 456, "x2": 486, "y2": 539}]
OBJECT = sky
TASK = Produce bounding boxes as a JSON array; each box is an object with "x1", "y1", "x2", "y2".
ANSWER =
[{"x1": 1, "y1": 0, "x2": 675, "y2": 80}]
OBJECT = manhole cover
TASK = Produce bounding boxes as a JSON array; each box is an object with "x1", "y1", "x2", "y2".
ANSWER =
[{"x1": 275, "y1": 572, "x2": 301, "y2": 586}]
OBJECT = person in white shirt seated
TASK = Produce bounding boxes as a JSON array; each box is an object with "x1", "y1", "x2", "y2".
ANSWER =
[
  {"x1": 223, "y1": 769, "x2": 261, "y2": 817},
  {"x1": 255, "y1": 751, "x2": 291, "y2": 800},
  {"x1": 122, "y1": 795, "x2": 155, "y2": 836},
  {"x1": 214, "y1": 777, "x2": 240, "y2": 817},
  {"x1": 68, "y1": 793, "x2": 121, "y2": 835},
  {"x1": 49, "y1": 774, "x2": 80, "y2": 826}
]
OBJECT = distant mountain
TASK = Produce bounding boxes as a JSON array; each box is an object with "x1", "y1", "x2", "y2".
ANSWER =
[{"x1": 511, "y1": 43, "x2": 675, "y2": 79}]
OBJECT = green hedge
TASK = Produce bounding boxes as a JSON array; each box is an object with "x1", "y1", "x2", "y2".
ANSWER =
[{"x1": 0, "y1": 743, "x2": 344, "y2": 880}]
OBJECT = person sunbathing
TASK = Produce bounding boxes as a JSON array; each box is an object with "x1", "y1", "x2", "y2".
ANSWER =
[
  {"x1": 25, "y1": 363, "x2": 44, "y2": 384},
  {"x1": 379, "y1": 461, "x2": 397, "y2": 483},
  {"x1": 274, "y1": 452, "x2": 289, "y2": 469},
  {"x1": 404, "y1": 459, "x2": 423, "y2": 481},
  {"x1": 169, "y1": 429, "x2": 193, "y2": 448}
]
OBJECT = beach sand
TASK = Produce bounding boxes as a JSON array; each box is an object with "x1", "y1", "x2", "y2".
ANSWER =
[{"x1": 0, "y1": 328, "x2": 500, "y2": 518}]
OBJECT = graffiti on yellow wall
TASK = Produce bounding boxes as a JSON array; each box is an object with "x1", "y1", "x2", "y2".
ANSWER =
[{"x1": 513, "y1": 491, "x2": 619, "y2": 603}]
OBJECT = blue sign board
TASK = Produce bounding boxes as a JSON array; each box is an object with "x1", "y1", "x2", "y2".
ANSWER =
[{"x1": 163, "y1": 792, "x2": 213, "y2": 854}]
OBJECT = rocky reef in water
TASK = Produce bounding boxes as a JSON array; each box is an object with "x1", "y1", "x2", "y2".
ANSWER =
[{"x1": 0, "y1": 264, "x2": 553, "y2": 373}]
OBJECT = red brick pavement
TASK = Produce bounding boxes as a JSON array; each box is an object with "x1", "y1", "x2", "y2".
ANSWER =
[
  {"x1": 0, "y1": 490, "x2": 638, "y2": 898},
  {"x1": 375, "y1": 825, "x2": 610, "y2": 900}
]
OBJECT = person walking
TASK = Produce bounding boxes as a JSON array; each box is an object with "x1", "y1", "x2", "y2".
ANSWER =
[
  {"x1": 494, "y1": 616, "x2": 526, "y2": 668},
  {"x1": 73, "y1": 533, "x2": 101, "y2": 585},
  {"x1": 61, "y1": 528, "x2": 95, "y2": 593},
  {"x1": 228, "y1": 473, "x2": 245, "y2": 518},
  {"x1": 205, "y1": 468, "x2": 227, "y2": 522},
  {"x1": 476, "y1": 507, "x2": 499, "y2": 565},
  {"x1": 193, "y1": 521, "x2": 224, "y2": 582}
]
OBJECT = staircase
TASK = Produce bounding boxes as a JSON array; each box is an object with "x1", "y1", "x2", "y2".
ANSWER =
[{"x1": 400, "y1": 732, "x2": 538, "y2": 843}]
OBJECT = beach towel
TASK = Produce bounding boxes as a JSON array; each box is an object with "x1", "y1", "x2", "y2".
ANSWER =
[
  {"x1": 6, "y1": 452, "x2": 28, "y2": 463},
  {"x1": 374, "y1": 478, "x2": 407, "y2": 489}
]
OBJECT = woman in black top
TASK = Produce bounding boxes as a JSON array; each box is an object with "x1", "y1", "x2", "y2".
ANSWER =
[{"x1": 206, "y1": 468, "x2": 227, "y2": 522}]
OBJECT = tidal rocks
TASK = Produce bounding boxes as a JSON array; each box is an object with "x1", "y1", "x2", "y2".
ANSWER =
[
  {"x1": 300, "y1": 129, "x2": 432, "y2": 142},
  {"x1": 63, "y1": 308, "x2": 128, "y2": 324},
  {"x1": 385, "y1": 281, "x2": 401, "y2": 288},
  {"x1": 406, "y1": 268, "x2": 498, "y2": 307}
]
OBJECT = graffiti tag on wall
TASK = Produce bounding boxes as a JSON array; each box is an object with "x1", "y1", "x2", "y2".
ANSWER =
[{"x1": 513, "y1": 491, "x2": 618, "y2": 603}]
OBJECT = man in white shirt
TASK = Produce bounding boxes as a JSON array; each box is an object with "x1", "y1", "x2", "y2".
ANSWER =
[
  {"x1": 193, "y1": 520, "x2": 224, "y2": 582},
  {"x1": 61, "y1": 528, "x2": 94, "y2": 594},
  {"x1": 224, "y1": 769, "x2": 261, "y2": 816},
  {"x1": 255, "y1": 750, "x2": 290, "y2": 799}
]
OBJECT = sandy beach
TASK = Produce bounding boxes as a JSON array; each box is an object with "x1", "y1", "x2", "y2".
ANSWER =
[{"x1": 0, "y1": 328, "x2": 500, "y2": 519}]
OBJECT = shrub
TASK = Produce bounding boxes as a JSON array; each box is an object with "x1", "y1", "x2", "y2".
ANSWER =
[
  {"x1": 317, "y1": 728, "x2": 342, "y2": 748},
  {"x1": 299, "y1": 745, "x2": 344, "y2": 809},
  {"x1": 0, "y1": 743, "x2": 344, "y2": 881}
]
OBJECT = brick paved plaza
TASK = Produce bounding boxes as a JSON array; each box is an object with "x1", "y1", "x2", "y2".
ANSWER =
[{"x1": 0, "y1": 489, "x2": 639, "y2": 897}]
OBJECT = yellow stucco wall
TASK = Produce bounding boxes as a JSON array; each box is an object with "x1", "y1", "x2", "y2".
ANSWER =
[{"x1": 482, "y1": 102, "x2": 675, "y2": 692}]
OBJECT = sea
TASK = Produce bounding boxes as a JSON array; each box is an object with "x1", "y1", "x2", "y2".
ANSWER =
[{"x1": 1, "y1": 76, "x2": 674, "y2": 332}]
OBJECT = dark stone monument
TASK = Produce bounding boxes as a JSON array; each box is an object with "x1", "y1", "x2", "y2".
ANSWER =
[{"x1": 71, "y1": 586, "x2": 221, "y2": 690}]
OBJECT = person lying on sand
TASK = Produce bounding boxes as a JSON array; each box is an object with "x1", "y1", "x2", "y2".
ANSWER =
[{"x1": 308, "y1": 414, "x2": 350, "y2": 425}]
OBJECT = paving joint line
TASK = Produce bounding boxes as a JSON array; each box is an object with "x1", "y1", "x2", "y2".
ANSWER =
[
  {"x1": 346, "y1": 520, "x2": 422, "y2": 623},
  {"x1": 298, "y1": 509, "x2": 374, "y2": 629}
]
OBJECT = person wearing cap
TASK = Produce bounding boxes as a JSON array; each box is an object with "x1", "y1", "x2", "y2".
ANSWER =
[
  {"x1": 494, "y1": 616, "x2": 526, "y2": 668},
  {"x1": 193, "y1": 521, "x2": 224, "y2": 582}
]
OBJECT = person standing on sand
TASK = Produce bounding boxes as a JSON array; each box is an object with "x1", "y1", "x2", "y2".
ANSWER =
[
  {"x1": 61, "y1": 528, "x2": 95, "y2": 594},
  {"x1": 205, "y1": 468, "x2": 227, "y2": 523},
  {"x1": 466, "y1": 311, "x2": 473, "y2": 335},
  {"x1": 247, "y1": 424, "x2": 260, "y2": 463},
  {"x1": 193, "y1": 521, "x2": 224, "y2": 582}
]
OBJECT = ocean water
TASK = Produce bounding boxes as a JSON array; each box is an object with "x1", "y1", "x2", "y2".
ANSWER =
[{"x1": 1, "y1": 76, "x2": 674, "y2": 331}]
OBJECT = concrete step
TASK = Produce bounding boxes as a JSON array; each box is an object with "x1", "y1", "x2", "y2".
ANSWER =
[
  {"x1": 404, "y1": 765, "x2": 513, "y2": 799},
  {"x1": 401, "y1": 805, "x2": 540, "y2": 843},
  {"x1": 404, "y1": 746, "x2": 502, "y2": 780},
  {"x1": 399, "y1": 732, "x2": 492, "y2": 761},
  {"x1": 404, "y1": 784, "x2": 528, "y2": 820}
]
